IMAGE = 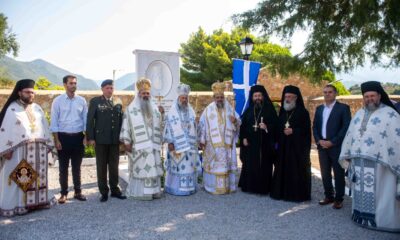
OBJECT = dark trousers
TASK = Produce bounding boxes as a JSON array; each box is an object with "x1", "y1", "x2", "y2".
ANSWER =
[
  {"x1": 58, "y1": 133, "x2": 84, "y2": 195},
  {"x1": 318, "y1": 147, "x2": 345, "y2": 201},
  {"x1": 95, "y1": 144, "x2": 121, "y2": 195}
]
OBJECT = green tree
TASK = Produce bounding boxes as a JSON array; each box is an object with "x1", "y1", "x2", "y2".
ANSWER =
[
  {"x1": 180, "y1": 27, "x2": 293, "y2": 89},
  {"x1": 233, "y1": 0, "x2": 400, "y2": 82},
  {"x1": 0, "y1": 67, "x2": 15, "y2": 89},
  {"x1": 34, "y1": 76, "x2": 64, "y2": 90},
  {"x1": 0, "y1": 13, "x2": 19, "y2": 58}
]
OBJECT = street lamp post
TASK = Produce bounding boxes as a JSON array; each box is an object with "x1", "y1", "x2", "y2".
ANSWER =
[
  {"x1": 239, "y1": 37, "x2": 254, "y2": 60},
  {"x1": 112, "y1": 69, "x2": 124, "y2": 81}
]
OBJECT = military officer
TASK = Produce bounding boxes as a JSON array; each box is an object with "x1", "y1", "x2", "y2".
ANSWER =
[{"x1": 86, "y1": 79, "x2": 126, "y2": 202}]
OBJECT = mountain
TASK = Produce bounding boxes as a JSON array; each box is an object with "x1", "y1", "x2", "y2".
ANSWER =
[
  {"x1": 115, "y1": 73, "x2": 136, "y2": 90},
  {"x1": 0, "y1": 56, "x2": 98, "y2": 90}
]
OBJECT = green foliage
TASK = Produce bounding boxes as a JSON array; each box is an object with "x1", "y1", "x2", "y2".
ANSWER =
[
  {"x1": 349, "y1": 82, "x2": 400, "y2": 95},
  {"x1": 180, "y1": 27, "x2": 294, "y2": 88},
  {"x1": 0, "y1": 67, "x2": 15, "y2": 88},
  {"x1": 233, "y1": 0, "x2": 400, "y2": 81},
  {"x1": 331, "y1": 82, "x2": 351, "y2": 96},
  {"x1": 84, "y1": 145, "x2": 96, "y2": 158},
  {"x1": 0, "y1": 13, "x2": 19, "y2": 58},
  {"x1": 34, "y1": 76, "x2": 64, "y2": 90}
]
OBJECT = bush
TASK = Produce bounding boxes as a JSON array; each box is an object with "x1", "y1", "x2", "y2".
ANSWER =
[{"x1": 84, "y1": 145, "x2": 96, "y2": 158}]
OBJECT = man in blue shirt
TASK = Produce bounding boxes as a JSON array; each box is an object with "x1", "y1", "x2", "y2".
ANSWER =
[{"x1": 50, "y1": 75, "x2": 88, "y2": 203}]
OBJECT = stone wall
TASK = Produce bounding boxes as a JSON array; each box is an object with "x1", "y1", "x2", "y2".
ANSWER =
[{"x1": 1, "y1": 89, "x2": 399, "y2": 121}]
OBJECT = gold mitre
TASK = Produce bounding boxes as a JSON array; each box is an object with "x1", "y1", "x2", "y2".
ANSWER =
[
  {"x1": 211, "y1": 82, "x2": 226, "y2": 95},
  {"x1": 136, "y1": 77, "x2": 151, "y2": 91}
]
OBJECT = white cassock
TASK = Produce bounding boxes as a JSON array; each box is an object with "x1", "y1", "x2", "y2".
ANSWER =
[
  {"x1": 163, "y1": 101, "x2": 201, "y2": 196},
  {"x1": 0, "y1": 101, "x2": 55, "y2": 217},
  {"x1": 120, "y1": 98, "x2": 163, "y2": 200},
  {"x1": 199, "y1": 100, "x2": 240, "y2": 194},
  {"x1": 339, "y1": 104, "x2": 400, "y2": 232}
]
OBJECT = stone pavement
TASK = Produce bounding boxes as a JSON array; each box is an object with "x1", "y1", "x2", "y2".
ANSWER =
[{"x1": 0, "y1": 151, "x2": 399, "y2": 240}]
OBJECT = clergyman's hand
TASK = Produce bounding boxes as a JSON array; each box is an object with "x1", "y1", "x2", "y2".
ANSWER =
[
  {"x1": 124, "y1": 144, "x2": 132, "y2": 153},
  {"x1": 243, "y1": 138, "x2": 249, "y2": 147},
  {"x1": 168, "y1": 143, "x2": 175, "y2": 152},
  {"x1": 3, "y1": 151, "x2": 13, "y2": 160},
  {"x1": 158, "y1": 106, "x2": 165, "y2": 114},
  {"x1": 229, "y1": 115, "x2": 236, "y2": 124},
  {"x1": 283, "y1": 128, "x2": 293, "y2": 136},
  {"x1": 199, "y1": 143, "x2": 205, "y2": 150},
  {"x1": 259, "y1": 122, "x2": 267, "y2": 130}
]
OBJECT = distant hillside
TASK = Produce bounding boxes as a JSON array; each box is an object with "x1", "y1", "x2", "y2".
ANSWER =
[
  {"x1": 0, "y1": 56, "x2": 98, "y2": 90},
  {"x1": 115, "y1": 73, "x2": 136, "y2": 90}
]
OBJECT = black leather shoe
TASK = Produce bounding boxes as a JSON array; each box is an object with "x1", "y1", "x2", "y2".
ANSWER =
[
  {"x1": 111, "y1": 193, "x2": 127, "y2": 200},
  {"x1": 100, "y1": 194, "x2": 108, "y2": 202},
  {"x1": 319, "y1": 198, "x2": 334, "y2": 205},
  {"x1": 74, "y1": 193, "x2": 87, "y2": 201}
]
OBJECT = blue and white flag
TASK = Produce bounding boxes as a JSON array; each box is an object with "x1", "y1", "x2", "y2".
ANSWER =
[{"x1": 232, "y1": 59, "x2": 262, "y2": 115}]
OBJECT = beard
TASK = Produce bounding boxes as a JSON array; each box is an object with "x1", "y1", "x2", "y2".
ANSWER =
[
  {"x1": 365, "y1": 102, "x2": 380, "y2": 111},
  {"x1": 283, "y1": 100, "x2": 296, "y2": 111},
  {"x1": 20, "y1": 96, "x2": 33, "y2": 105},
  {"x1": 254, "y1": 100, "x2": 263, "y2": 110},
  {"x1": 139, "y1": 97, "x2": 153, "y2": 118},
  {"x1": 216, "y1": 101, "x2": 224, "y2": 109},
  {"x1": 178, "y1": 101, "x2": 188, "y2": 111}
]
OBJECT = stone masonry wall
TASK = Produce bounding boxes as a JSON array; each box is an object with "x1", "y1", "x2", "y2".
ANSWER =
[{"x1": 1, "y1": 89, "x2": 399, "y2": 120}]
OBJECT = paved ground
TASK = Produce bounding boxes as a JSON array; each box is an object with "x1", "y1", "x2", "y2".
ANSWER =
[{"x1": 0, "y1": 152, "x2": 399, "y2": 240}]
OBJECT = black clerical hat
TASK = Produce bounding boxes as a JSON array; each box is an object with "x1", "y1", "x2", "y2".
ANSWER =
[
  {"x1": 361, "y1": 81, "x2": 397, "y2": 112},
  {"x1": 0, "y1": 79, "x2": 36, "y2": 127},
  {"x1": 281, "y1": 85, "x2": 305, "y2": 108},
  {"x1": 101, "y1": 79, "x2": 113, "y2": 88}
]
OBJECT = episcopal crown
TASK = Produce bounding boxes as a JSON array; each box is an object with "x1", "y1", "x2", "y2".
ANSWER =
[
  {"x1": 136, "y1": 78, "x2": 152, "y2": 92},
  {"x1": 211, "y1": 82, "x2": 226, "y2": 95}
]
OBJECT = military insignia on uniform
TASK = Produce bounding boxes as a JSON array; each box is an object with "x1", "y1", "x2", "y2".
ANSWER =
[{"x1": 9, "y1": 159, "x2": 38, "y2": 192}]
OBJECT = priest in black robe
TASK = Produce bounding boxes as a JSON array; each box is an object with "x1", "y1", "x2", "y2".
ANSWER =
[
  {"x1": 239, "y1": 85, "x2": 279, "y2": 194},
  {"x1": 270, "y1": 85, "x2": 311, "y2": 202}
]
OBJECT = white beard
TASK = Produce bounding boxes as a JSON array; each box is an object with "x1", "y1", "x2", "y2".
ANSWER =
[{"x1": 283, "y1": 101, "x2": 296, "y2": 111}]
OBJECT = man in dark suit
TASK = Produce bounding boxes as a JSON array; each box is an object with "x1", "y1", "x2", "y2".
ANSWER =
[
  {"x1": 313, "y1": 84, "x2": 351, "y2": 209},
  {"x1": 87, "y1": 79, "x2": 126, "y2": 202}
]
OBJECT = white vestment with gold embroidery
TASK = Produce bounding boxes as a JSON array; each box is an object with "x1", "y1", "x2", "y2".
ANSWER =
[
  {"x1": 0, "y1": 101, "x2": 54, "y2": 217},
  {"x1": 199, "y1": 100, "x2": 240, "y2": 194}
]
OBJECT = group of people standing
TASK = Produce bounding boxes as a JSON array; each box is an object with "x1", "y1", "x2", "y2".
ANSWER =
[{"x1": 0, "y1": 76, "x2": 399, "y2": 233}]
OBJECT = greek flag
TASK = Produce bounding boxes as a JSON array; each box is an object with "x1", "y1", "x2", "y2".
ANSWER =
[{"x1": 232, "y1": 59, "x2": 262, "y2": 115}]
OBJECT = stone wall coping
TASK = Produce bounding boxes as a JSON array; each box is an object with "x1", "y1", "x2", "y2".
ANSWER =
[{"x1": 0, "y1": 89, "x2": 234, "y2": 96}]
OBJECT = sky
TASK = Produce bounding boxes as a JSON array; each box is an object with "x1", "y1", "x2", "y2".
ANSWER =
[{"x1": 1, "y1": 0, "x2": 399, "y2": 84}]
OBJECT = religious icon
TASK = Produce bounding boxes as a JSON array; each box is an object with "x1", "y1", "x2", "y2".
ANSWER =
[{"x1": 9, "y1": 159, "x2": 38, "y2": 192}]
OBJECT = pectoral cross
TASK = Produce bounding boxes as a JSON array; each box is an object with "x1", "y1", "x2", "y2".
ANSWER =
[
  {"x1": 29, "y1": 123, "x2": 36, "y2": 133},
  {"x1": 253, "y1": 121, "x2": 258, "y2": 132}
]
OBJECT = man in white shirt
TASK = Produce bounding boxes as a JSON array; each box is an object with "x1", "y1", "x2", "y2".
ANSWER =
[
  {"x1": 50, "y1": 75, "x2": 88, "y2": 204},
  {"x1": 312, "y1": 84, "x2": 351, "y2": 209}
]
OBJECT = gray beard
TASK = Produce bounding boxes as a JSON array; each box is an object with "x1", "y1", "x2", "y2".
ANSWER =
[
  {"x1": 139, "y1": 98, "x2": 153, "y2": 118},
  {"x1": 283, "y1": 101, "x2": 296, "y2": 111},
  {"x1": 366, "y1": 102, "x2": 380, "y2": 112},
  {"x1": 178, "y1": 102, "x2": 188, "y2": 111}
]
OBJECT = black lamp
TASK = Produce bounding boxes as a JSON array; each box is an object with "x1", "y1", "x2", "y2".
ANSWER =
[{"x1": 239, "y1": 37, "x2": 254, "y2": 60}]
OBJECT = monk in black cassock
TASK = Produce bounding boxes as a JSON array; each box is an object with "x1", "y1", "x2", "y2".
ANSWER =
[
  {"x1": 239, "y1": 85, "x2": 279, "y2": 194},
  {"x1": 270, "y1": 85, "x2": 311, "y2": 202}
]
